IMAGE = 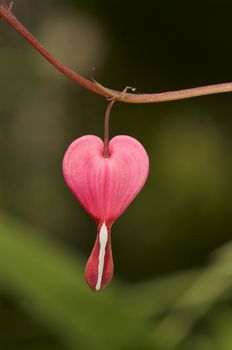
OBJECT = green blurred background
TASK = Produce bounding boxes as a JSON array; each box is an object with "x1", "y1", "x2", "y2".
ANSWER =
[{"x1": 0, "y1": 0, "x2": 232, "y2": 349}]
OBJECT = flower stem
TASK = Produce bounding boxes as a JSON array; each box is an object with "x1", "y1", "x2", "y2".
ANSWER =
[
  {"x1": 1, "y1": 2, "x2": 232, "y2": 103},
  {"x1": 103, "y1": 88, "x2": 131, "y2": 157},
  {"x1": 103, "y1": 99, "x2": 115, "y2": 158}
]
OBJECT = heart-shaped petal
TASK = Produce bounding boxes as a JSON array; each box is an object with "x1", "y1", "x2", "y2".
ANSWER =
[{"x1": 63, "y1": 135, "x2": 149, "y2": 224}]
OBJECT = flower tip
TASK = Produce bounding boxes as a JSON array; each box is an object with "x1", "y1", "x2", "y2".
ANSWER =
[
  {"x1": 85, "y1": 262, "x2": 113, "y2": 292},
  {"x1": 85, "y1": 223, "x2": 113, "y2": 292}
]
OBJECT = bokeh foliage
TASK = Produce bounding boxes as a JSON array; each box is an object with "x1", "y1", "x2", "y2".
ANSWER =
[{"x1": 0, "y1": 0, "x2": 231, "y2": 349}]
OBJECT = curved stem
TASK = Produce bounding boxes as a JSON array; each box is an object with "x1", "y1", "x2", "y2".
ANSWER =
[
  {"x1": 103, "y1": 88, "x2": 130, "y2": 157},
  {"x1": 103, "y1": 100, "x2": 115, "y2": 158},
  {"x1": 1, "y1": 3, "x2": 232, "y2": 103}
]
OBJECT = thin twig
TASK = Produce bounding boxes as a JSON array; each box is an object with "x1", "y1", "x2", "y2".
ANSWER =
[{"x1": 0, "y1": 2, "x2": 232, "y2": 103}]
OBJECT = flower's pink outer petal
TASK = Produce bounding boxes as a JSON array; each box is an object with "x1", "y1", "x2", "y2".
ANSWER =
[
  {"x1": 62, "y1": 134, "x2": 149, "y2": 291},
  {"x1": 62, "y1": 135, "x2": 149, "y2": 224},
  {"x1": 63, "y1": 136, "x2": 105, "y2": 222},
  {"x1": 104, "y1": 135, "x2": 149, "y2": 224}
]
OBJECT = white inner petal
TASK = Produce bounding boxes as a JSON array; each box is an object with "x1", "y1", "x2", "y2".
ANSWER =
[{"x1": 95, "y1": 222, "x2": 108, "y2": 291}]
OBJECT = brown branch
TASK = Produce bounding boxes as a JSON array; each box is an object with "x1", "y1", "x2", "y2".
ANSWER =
[
  {"x1": 96, "y1": 81, "x2": 232, "y2": 103},
  {"x1": 1, "y1": 2, "x2": 232, "y2": 103}
]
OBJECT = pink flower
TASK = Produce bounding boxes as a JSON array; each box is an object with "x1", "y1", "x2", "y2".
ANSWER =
[{"x1": 63, "y1": 135, "x2": 149, "y2": 291}]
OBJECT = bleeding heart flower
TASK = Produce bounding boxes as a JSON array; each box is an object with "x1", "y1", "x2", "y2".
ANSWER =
[{"x1": 63, "y1": 135, "x2": 149, "y2": 291}]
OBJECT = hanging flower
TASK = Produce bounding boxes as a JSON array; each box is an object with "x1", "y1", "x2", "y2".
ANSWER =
[{"x1": 63, "y1": 134, "x2": 149, "y2": 291}]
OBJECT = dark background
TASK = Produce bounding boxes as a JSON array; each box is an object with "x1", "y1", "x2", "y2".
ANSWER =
[{"x1": 0, "y1": 0, "x2": 231, "y2": 349}]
